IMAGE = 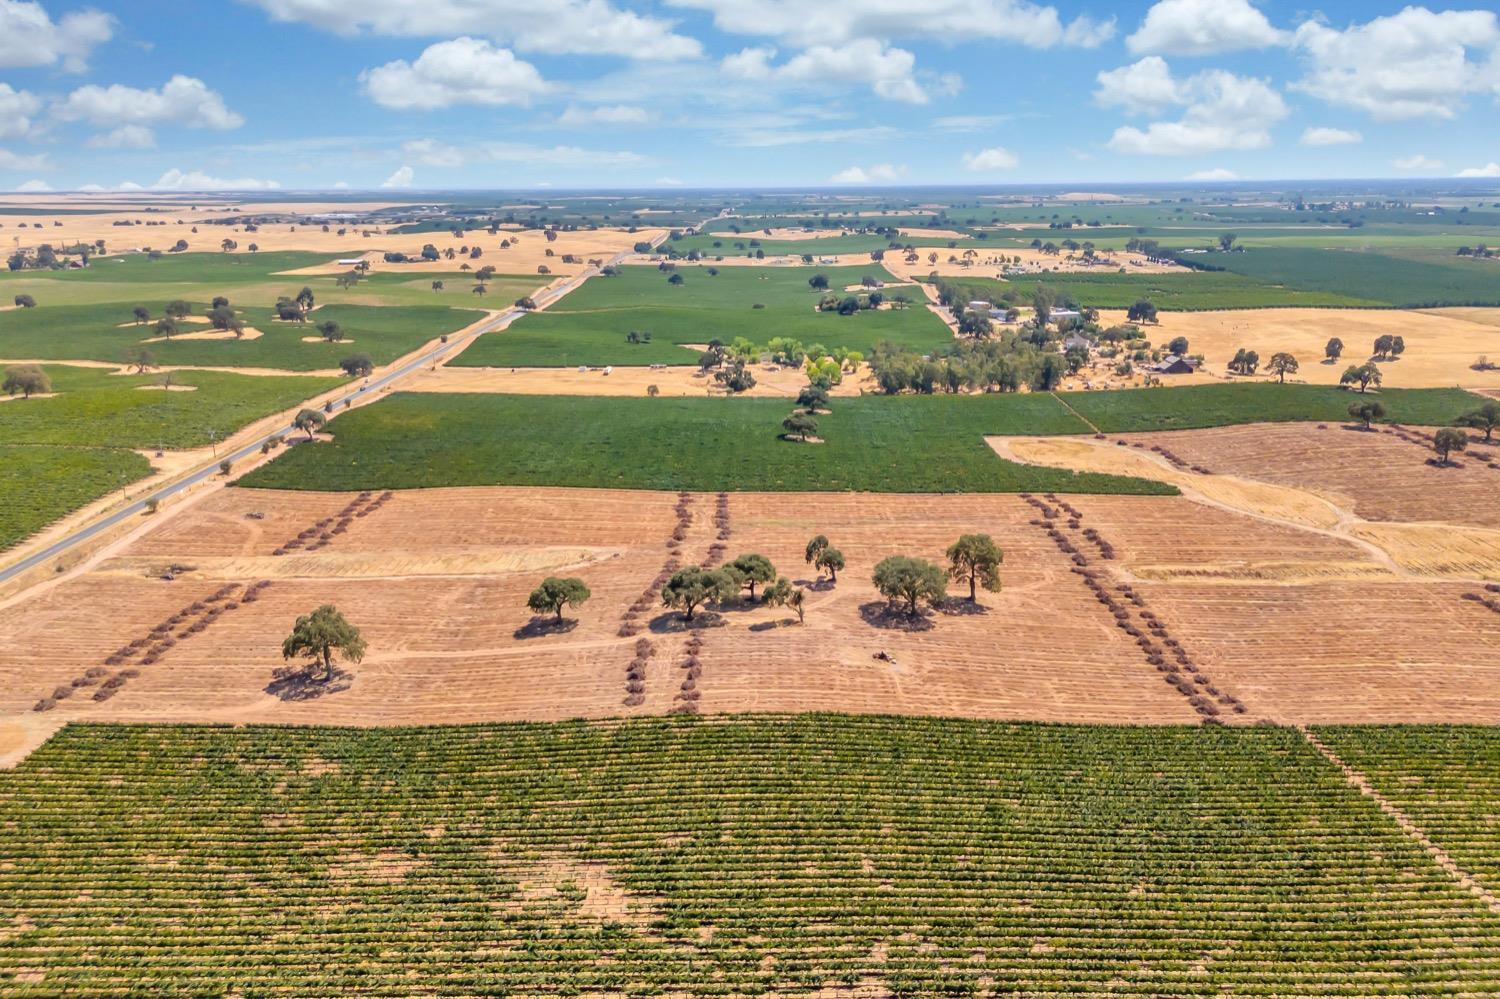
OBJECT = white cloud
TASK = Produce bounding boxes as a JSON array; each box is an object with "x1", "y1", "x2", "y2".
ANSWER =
[
  {"x1": 1094, "y1": 56, "x2": 1182, "y2": 116},
  {"x1": 362, "y1": 37, "x2": 547, "y2": 110},
  {"x1": 961, "y1": 147, "x2": 1019, "y2": 171},
  {"x1": 1186, "y1": 167, "x2": 1237, "y2": 180},
  {"x1": 397, "y1": 139, "x2": 649, "y2": 170},
  {"x1": 669, "y1": 0, "x2": 1112, "y2": 49},
  {"x1": 655, "y1": 176, "x2": 684, "y2": 186},
  {"x1": 0, "y1": 148, "x2": 49, "y2": 171},
  {"x1": 1393, "y1": 154, "x2": 1443, "y2": 172},
  {"x1": 247, "y1": 0, "x2": 702, "y2": 59},
  {"x1": 1299, "y1": 126, "x2": 1361, "y2": 147},
  {"x1": 1457, "y1": 163, "x2": 1500, "y2": 178},
  {"x1": 931, "y1": 114, "x2": 1008, "y2": 132},
  {"x1": 0, "y1": 0, "x2": 112, "y2": 72},
  {"x1": 722, "y1": 39, "x2": 937, "y2": 104},
  {"x1": 401, "y1": 139, "x2": 466, "y2": 167},
  {"x1": 13, "y1": 178, "x2": 51, "y2": 192},
  {"x1": 57, "y1": 76, "x2": 243, "y2": 134},
  {"x1": 0, "y1": 83, "x2": 41, "y2": 140},
  {"x1": 1103, "y1": 63, "x2": 1287, "y2": 156},
  {"x1": 382, "y1": 165, "x2": 415, "y2": 188},
  {"x1": 1293, "y1": 8, "x2": 1500, "y2": 121},
  {"x1": 829, "y1": 163, "x2": 907, "y2": 184},
  {"x1": 557, "y1": 104, "x2": 650, "y2": 126},
  {"x1": 86, "y1": 124, "x2": 157, "y2": 149},
  {"x1": 1127, "y1": 0, "x2": 1284, "y2": 56},
  {"x1": 152, "y1": 169, "x2": 280, "y2": 191},
  {"x1": 332, "y1": 180, "x2": 351, "y2": 189}
]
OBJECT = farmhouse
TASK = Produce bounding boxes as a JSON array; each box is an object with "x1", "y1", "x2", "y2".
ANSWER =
[
  {"x1": 1051, "y1": 308, "x2": 1082, "y2": 323},
  {"x1": 1061, "y1": 333, "x2": 1095, "y2": 352},
  {"x1": 1152, "y1": 355, "x2": 1199, "y2": 375}
]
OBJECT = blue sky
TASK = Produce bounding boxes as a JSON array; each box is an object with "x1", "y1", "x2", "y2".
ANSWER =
[{"x1": 0, "y1": 0, "x2": 1498, "y2": 191}]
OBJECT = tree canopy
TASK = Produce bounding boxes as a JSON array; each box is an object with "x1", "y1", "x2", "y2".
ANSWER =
[
  {"x1": 946, "y1": 534, "x2": 1003, "y2": 602},
  {"x1": 526, "y1": 577, "x2": 592, "y2": 622},
  {"x1": 873, "y1": 556, "x2": 947, "y2": 616},
  {"x1": 281, "y1": 604, "x2": 366, "y2": 681}
]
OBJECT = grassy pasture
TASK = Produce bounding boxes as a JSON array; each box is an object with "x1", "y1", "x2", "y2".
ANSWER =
[
  {"x1": 0, "y1": 445, "x2": 150, "y2": 551},
  {"x1": 454, "y1": 264, "x2": 953, "y2": 369},
  {"x1": 667, "y1": 232, "x2": 962, "y2": 257},
  {"x1": 236, "y1": 383, "x2": 1485, "y2": 495},
  {"x1": 4, "y1": 718, "x2": 1500, "y2": 994}
]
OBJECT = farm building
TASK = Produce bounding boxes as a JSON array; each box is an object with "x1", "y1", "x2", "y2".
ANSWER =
[
  {"x1": 1152, "y1": 355, "x2": 1199, "y2": 375},
  {"x1": 335, "y1": 258, "x2": 364, "y2": 266},
  {"x1": 1061, "y1": 334, "x2": 1095, "y2": 352},
  {"x1": 1051, "y1": 308, "x2": 1082, "y2": 323}
]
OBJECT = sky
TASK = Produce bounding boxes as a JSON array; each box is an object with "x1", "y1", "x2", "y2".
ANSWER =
[{"x1": 0, "y1": 0, "x2": 1498, "y2": 192}]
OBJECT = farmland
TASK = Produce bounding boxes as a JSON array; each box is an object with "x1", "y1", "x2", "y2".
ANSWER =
[
  {"x1": 1209, "y1": 246, "x2": 1500, "y2": 308},
  {"x1": 0, "y1": 445, "x2": 149, "y2": 551},
  {"x1": 236, "y1": 384, "x2": 1485, "y2": 494},
  {"x1": 453, "y1": 264, "x2": 952, "y2": 368},
  {"x1": 5, "y1": 718, "x2": 1500, "y2": 994}
]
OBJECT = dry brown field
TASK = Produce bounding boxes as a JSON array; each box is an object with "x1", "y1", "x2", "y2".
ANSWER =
[
  {"x1": 6, "y1": 459, "x2": 1500, "y2": 754},
  {"x1": 402, "y1": 361, "x2": 875, "y2": 398},
  {"x1": 1097, "y1": 307, "x2": 1500, "y2": 390}
]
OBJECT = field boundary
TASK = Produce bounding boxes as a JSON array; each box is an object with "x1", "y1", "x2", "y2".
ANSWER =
[{"x1": 1299, "y1": 725, "x2": 1500, "y2": 916}]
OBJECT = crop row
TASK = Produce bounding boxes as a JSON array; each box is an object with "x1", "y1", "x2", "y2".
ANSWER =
[{"x1": 4, "y1": 717, "x2": 1500, "y2": 994}]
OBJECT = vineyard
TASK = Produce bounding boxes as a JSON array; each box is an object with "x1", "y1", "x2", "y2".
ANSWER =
[{"x1": 4, "y1": 717, "x2": 1500, "y2": 994}]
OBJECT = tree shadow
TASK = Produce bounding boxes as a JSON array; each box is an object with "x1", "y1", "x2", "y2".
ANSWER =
[
  {"x1": 265, "y1": 664, "x2": 353, "y2": 702},
  {"x1": 648, "y1": 611, "x2": 727, "y2": 634},
  {"x1": 858, "y1": 601, "x2": 934, "y2": 632},
  {"x1": 1425, "y1": 457, "x2": 1464, "y2": 469},
  {"x1": 938, "y1": 598, "x2": 990, "y2": 616},
  {"x1": 748, "y1": 618, "x2": 800, "y2": 632},
  {"x1": 794, "y1": 577, "x2": 836, "y2": 592},
  {"x1": 513, "y1": 617, "x2": 580, "y2": 640}
]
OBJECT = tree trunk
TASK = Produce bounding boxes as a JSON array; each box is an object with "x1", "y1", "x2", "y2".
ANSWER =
[
  {"x1": 969, "y1": 574, "x2": 977, "y2": 602},
  {"x1": 829, "y1": 567, "x2": 837, "y2": 583},
  {"x1": 555, "y1": 607, "x2": 564, "y2": 623},
  {"x1": 322, "y1": 648, "x2": 333, "y2": 681}
]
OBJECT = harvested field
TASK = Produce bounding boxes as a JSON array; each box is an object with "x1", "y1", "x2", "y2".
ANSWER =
[
  {"x1": 995, "y1": 429, "x2": 1500, "y2": 581},
  {"x1": 0, "y1": 487, "x2": 1214, "y2": 727},
  {"x1": 1096, "y1": 307, "x2": 1500, "y2": 389},
  {"x1": 1107, "y1": 422, "x2": 1500, "y2": 531}
]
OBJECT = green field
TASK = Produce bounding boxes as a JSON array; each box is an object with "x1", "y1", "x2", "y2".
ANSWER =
[
  {"x1": 1207, "y1": 246, "x2": 1500, "y2": 307},
  {"x1": 0, "y1": 365, "x2": 344, "y2": 449},
  {"x1": 667, "y1": 231, "x2": 961, "y2": 257},
  {"x1": 4, "y1": 717, "x2": 1500, "y2": 994},
  {"x1": 236, "y1": 384, "x2": 1483, "y2": 494},
  {"x1": 0, "y1": 364, "x2": 342, "y2": 551},
  {"x1": 454, "y1": 264, "x2": 952, "y2": 368},
  {"x1": 0, "y1": 445, "x2": 150, "y2": 551},
  {"x1": 1061, "y1": 383, "x2": 1484, "y2": 433},
  {"x1": 947, "y1": 270, "x2": 1381, "y2": 311},
  {"x1": 1317, "y1": 726, "x2": 1500, "y2": 895}
]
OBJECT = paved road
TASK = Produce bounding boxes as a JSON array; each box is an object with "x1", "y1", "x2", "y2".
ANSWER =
[{"x1": 0, "y1": 248, "x2": 639, "y2": 585}]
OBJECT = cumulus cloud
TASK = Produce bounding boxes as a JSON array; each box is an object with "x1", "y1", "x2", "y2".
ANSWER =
[
  {"x1": 246, "y1": 0, "x2": 702, "y2": 59},
  {"x1": 669, "y1": 0, "x2": 1112, "y2": 49},
  {"x1": 0, "y1": 83, "x2": 41, "y2": 141},
  {"x1": 57, "y1": 75, "x2": 243, "y2": 149},
  {"x1": 829, "y1": 163, "x2": 907, "y2": 184},
  {"x1": 1299, "y1": 126, "x2": 1362, "y2": 147},
  {"x1": 0, "y1": 0, "x2": 112, "y2": 71},
  {"x1": 557, "y1": 104, "x2": 650, "y2": 126},
  {"x1": 1094, "y1": 56, "x2": 1182, "y2": 115},
  {"x1": 1127, "y1": 0, "x2": 1284, "y2": 56},
  {"x1": 1186, "y1": 167, "x2": 1237, "y2": 180},
  {"x1": 1292, "y1": 8, "x2": 1500, "y2": 121},
  {"x1": 1393, "y1": 154, "x2": 1443, "y2": 172},
  {"x1": 86, "y1": 124, "x2": 157, "y2": 149},
  {"x1": 1101, "y1": 61, "x2": 1287, "y2": 156},
  {"x1": 382, "y1": 165, "x2": 415, "y2": 188},
  {"x1": 961, "y1": 147, "x2": 1019, "y2": 171},
  {"x1": 152, "y1": 169, "x2": 280, "y2": 191},
  {"x1": 722, "y1": 39, "x2": 941, "y2": 104},
  {"x1": 362, "y1": 37, "x2": 547, "y2": 110},
  {"x1": 1457, "y1": 163, "x2": 1500, "y2": 178},
  {"x1": 13, "y1": 178, "x2": 51, "y2": 192}
]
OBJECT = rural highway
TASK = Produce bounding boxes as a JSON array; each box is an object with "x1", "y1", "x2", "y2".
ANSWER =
[{"x1": 0, "y1": 243, "x2": 651, "y2": 585}]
